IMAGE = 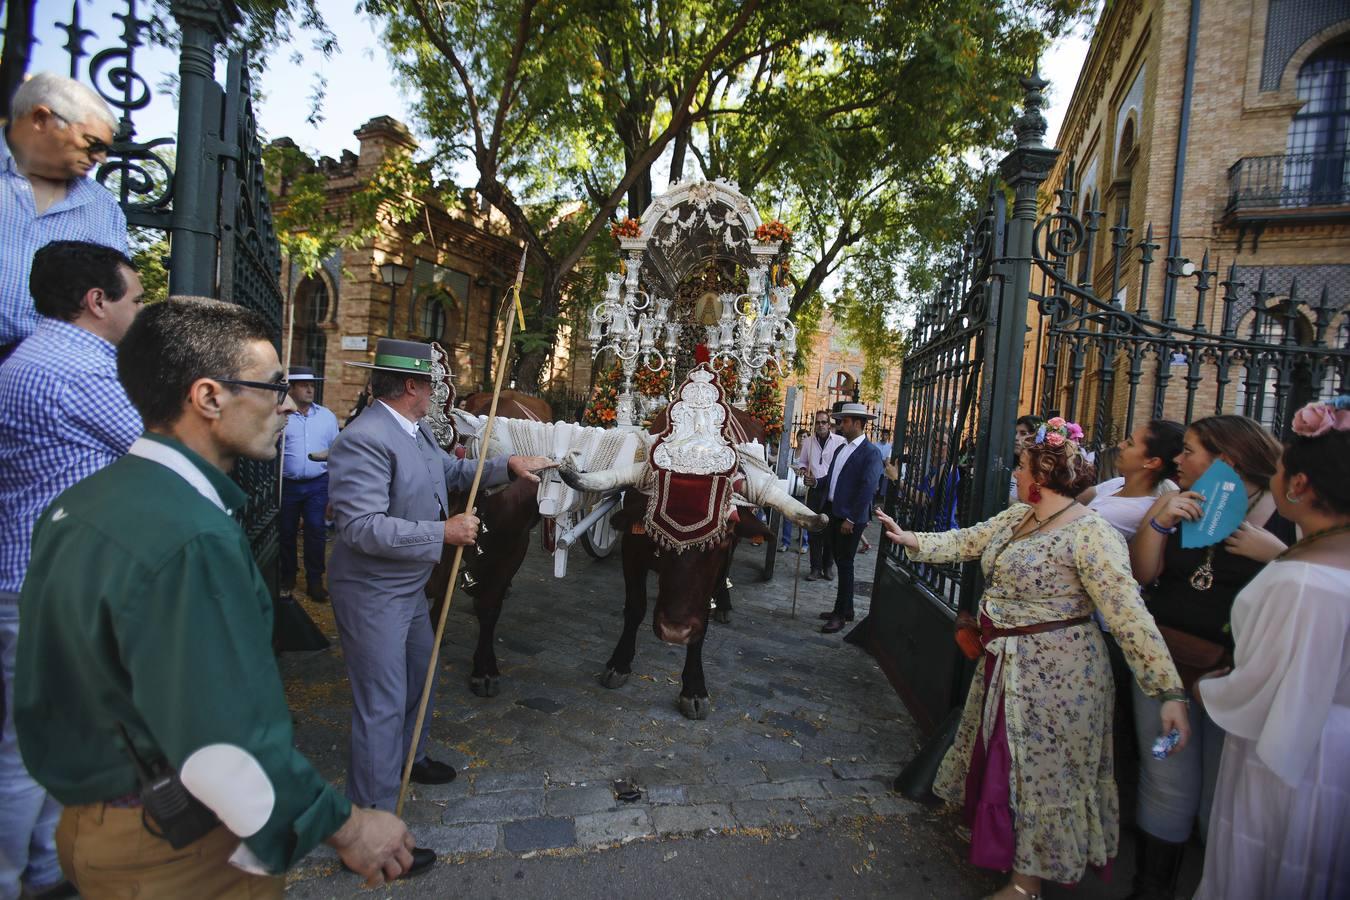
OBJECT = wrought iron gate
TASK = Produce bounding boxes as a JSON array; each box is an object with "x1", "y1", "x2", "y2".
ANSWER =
[
  {"x1": 3, "y1": 0, "x2": 286, "y2": 580},
  {"x1": 870, "y1": 73, "x2": 1350, "y2": 737}
]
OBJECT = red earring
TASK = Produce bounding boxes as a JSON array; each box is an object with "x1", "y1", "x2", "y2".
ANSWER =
[{"x1": 1028, "y1": 483, "x2": 1042, "y2": 504}]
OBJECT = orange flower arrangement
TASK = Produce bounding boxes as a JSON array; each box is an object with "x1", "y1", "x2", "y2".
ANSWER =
[
  {"x1": 610, "y1": 217, "x2": 642, "y2": 240},
  {"x1": 754, "y1": 220, "x2": 792, "y2": 243},
  {"x1": 584, "y1": 359, "x2": 782, "y2": 435}
]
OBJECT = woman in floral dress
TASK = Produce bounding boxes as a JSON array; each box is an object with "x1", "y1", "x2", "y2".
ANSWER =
[{"x1": 876, "y1": 418, "x2": 1188, "y2": 900}]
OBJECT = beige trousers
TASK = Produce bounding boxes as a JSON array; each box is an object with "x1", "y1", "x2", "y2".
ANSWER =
[{"x1": 56, "y1": 804, "x2": 284, "y2": 899}]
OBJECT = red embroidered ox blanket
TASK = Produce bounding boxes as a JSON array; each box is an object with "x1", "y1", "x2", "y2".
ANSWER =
[
  {"x1": 643, "y1": 363, "x2": 739, "y2": 551},
  {"x1": 645, "y1": 469, "x2": 735, "y2": 551}
]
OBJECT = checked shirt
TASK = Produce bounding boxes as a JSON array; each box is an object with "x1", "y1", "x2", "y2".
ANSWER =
[
  {"x1": 0, "y1": 318, "x2": 142, "y2": 593},
  {"x1": 0, "y1": 131, "x2": 128, "y2": 346}
]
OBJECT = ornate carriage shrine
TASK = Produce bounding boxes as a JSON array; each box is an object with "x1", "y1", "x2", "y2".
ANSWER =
[{"x1": 588, "y1": 179, "x2": 797, "y2": 426}]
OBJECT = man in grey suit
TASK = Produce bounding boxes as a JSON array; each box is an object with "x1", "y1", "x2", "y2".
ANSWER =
[{"x1": 327, "y1": 339, "x2": 551, "y2": 875}]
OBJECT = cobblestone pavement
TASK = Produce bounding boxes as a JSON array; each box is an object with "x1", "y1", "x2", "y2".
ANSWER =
[{"x1": 282, "y1": 523, "x2": 932, "y2": 886}]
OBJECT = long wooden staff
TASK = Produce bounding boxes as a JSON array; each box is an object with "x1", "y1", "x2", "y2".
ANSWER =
[{"x1": 396, "y1": 245, "x2": 528, "y2": 816}]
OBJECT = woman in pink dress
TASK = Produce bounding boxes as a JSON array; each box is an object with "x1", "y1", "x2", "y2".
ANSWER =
[{"x1": 1195, "y1": 397, "x2": 1350, "y2": 899}]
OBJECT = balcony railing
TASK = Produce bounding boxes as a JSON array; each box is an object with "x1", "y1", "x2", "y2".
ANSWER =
[{"x1": 1227, "y1": 152, "x2": 1350, "y2": 214}]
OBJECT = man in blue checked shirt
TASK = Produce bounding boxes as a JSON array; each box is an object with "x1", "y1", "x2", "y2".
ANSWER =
[
  {"x1": 2, "y1": 73, "x2": 128, "y2": 362},
  {"x1": 0, "y1": 240, "x2": 143, "y2": 900},
  {"x1": 281, "y1": 365, "x2": 340, "y2": 602}
]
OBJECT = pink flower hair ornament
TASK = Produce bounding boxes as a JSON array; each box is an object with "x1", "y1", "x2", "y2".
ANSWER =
[
  {"x1": 1291, "y1": 396, "x2": 1350, "y2": 438},
  {"x1": 1033, "y1": 417, "x2": 1085, "y2": 456}
]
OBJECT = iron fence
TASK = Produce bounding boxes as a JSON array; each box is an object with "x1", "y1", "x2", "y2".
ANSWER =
[
  {"x1": 11, "y1": 0, "x2": 287, "y2": 578},
  {"x1": 872, "y1": 74, "x2": 1350, "y2": 736},
  {"x1": 1032, "y1": 163, "x2": 1349, "y2": 451}
]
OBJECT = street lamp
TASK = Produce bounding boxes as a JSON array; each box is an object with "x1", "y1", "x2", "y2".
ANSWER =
[{"x1": 379, "y1": 259, "x2": 411, "y2": 336}]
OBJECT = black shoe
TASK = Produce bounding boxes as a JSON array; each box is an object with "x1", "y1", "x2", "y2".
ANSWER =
[
  {"x1": 821, "y1": 617, "x2": 848, "y2": 634},
  {"x1": 818, "y1": 611, "x2": 854, "y2": 622},
  {"x1": 822, "y1": 569, "x2": 835, "y2": 581},
  {"x1": 308, "y1": 581, "x2": 329, "y2": 603},
  {"x1": 410, "y1": 757, "x2": 457, "y2": 785},
  {"x1": 343, "y1": 847, "x2": 436, "y2": 880},
  {"x1": 804, "y1": 570, "x2": 822, "y2": 582}
]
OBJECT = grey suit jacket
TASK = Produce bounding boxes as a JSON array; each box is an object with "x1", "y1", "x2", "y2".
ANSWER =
[{"x1": 327, "y1": 401, "x2": 509, "y2": 598}]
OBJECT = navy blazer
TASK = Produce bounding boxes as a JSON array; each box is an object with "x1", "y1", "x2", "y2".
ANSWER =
[{"x1": 821, "y1": 437, "x2": 884, "y2": 526}]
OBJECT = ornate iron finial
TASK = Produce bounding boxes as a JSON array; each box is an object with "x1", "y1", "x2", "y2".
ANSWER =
[
  {"x1": 1014, "y1": 68, "x2": 1050, "y2": 150},
  {"x1": 56, "y1": 0, "x2": 97, "y2": 79}
]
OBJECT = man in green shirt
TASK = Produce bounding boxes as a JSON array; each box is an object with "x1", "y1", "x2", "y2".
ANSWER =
[{"x1": 14, "y1": 297, "x2": 420, "y2": 894}]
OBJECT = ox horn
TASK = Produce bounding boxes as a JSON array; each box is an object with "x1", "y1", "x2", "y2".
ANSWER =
[
  {"x1": 735, "y1": 452, "x2": 828, "y2": 532},
  {"x1": 558, "y1": 454, "x2": 647, "y2": 494}
]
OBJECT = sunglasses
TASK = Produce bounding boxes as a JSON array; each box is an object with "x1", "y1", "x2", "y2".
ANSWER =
[
  {"x1": 213, "y1": 378, "x2": 291, "y2": 403},
  {"x1": 80, "y1": 134, "x2": 113, "y2": 158},
  {"x1": 50, "y1": 111, "x2": 114, "y2": 158}
]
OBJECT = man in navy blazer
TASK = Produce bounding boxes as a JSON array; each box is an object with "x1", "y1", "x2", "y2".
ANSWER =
[{"x1": 819, "y1": 403, "x2": 884, "y2": 634}]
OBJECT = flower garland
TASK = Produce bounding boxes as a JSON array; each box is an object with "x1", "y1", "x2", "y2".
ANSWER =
[
  {"x1": 754, "y1": 220, "x2": 792, "y2": 243},
  {"x1": 583, "y1": 358, "x2": 783, "y2": 437},
  {"x1": 610, "y1": 217, "x2": 642, "y2": 240},
  {"x1": 1291, "y1": 395, "x2": 1350, "y2": 438}
]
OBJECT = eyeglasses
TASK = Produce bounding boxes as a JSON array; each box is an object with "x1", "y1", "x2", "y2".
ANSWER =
[
  {"x1": 213, "y1": 378, "x2": 291, "y2": 403},
  {"x1": 80, "y1": 134, "x2": 112, "y2": 158}
]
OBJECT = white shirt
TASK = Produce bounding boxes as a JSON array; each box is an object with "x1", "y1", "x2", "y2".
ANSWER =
[
  {"x1": 1086, "y1": 476, "x2": 1158, "y2": 541},
  {"x1": 796, "y1": 431, "x2": 846, "y2": 480},
  {"x1": 377, "y1": 400, "x2": 420, "y2": 439},
  {"x1": 827, "y1": 433, "x2": 866, "y2": 502}
]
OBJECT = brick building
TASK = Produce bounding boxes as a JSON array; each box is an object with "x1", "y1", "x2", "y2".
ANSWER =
[
  {"x1": 1022, "y1": 0, "x2": 1349, "y2": 432},
  {"x1": 785, "y1": 305, "x2": 904, "y2": 435},
  {"x1": 271, "y1": 117, "x2": 528, "y2": 417}
]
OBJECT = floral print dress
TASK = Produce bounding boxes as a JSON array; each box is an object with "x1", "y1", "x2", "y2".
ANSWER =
[{"x1": 907, "y1": 505, "x2": 1182, "y2": 883}]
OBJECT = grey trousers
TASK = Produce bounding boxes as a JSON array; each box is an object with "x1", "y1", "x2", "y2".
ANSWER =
[{"x1": 329, "y1": 583, "x2": 435, "y2": 811}]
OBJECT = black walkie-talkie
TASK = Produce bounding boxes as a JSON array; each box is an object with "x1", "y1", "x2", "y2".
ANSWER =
[{"x1": 116, "y1": 723, "x2": 220, "y2": 849}]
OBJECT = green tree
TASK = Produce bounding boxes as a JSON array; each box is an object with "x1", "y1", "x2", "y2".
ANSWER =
[{"x1": 356, "y1": 0, "x2": 1089, "y2": 387}]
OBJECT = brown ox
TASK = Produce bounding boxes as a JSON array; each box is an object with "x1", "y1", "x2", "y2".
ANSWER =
[
  {"x1": 423, "y1": 391, "x2": 550, "y2": 697},
  {"x1": 560, "y1": 406, "x2": 826, "y2": 719},
  {"x1": 458, "y1": 390, "x2": 551, "y2": 423}
]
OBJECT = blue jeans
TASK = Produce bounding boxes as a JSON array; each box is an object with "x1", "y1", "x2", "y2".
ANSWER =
[
  {"x1": 280, "y1": 475, "x2": 329, "y2": 585},
  {"x1": 1132, "y1": 680, "x2": 1224, "y2": 843},
  {"x1": 0, "y1": 595, "x2": 63, "y2": 898},
  {"x1": 780, "y1": 520, "x2": 808, "y2": 549}
]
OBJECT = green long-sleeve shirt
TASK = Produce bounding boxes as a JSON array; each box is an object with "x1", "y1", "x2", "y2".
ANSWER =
[{"x1": 15, "y1": 432, "x2": 351, "y2": 873}]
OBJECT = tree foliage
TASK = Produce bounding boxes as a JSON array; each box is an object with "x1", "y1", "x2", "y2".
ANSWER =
[{"x1": 350, "y1": 0, "x2": 1090, "y2": 385}]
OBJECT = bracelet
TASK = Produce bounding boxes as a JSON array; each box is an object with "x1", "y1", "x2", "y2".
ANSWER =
[
  {"x1": 1149, "y1": 517, "x2": 1178, "y2": 535},
  {"x1": 1159, "y1": 691, "x2": 1189, "y2": 704}
]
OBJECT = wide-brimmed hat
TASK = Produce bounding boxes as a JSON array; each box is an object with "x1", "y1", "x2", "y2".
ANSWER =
[
  {"x1": 831, "y1": 402, "x2": 877, "y2": 421},
  {"x1": 345, "y1": 338, "x2": 435, "y2": 376},
  {"x1": 287, "y1": 365, "x2": 324, "y2": 382}
]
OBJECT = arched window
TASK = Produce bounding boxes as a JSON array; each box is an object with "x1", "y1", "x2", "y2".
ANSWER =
[
  {"x1": 827, "y1": 370, "x2": 856, "y2": 406},
  {"x1": 292, "y1": 276, "x2": 330, "y2": 401},
  {"x1": 421, "y1": 293, "x2": 450, "y2": 343},
  {"x1": 1285, "y1": 39, "x2": 1350, "y2": 206}
]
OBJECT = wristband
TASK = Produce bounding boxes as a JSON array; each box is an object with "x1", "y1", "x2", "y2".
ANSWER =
[
  {"x1": 1159, "y1": 691, "x2": 1189, "y2": 704},
  {"x1": 1149, "y1": 517, "x2": 1178, "y2": 535}
]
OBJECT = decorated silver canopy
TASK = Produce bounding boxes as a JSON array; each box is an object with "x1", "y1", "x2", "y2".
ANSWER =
[{"x1": 588, "y1": 179, "x2": 796, "y2": 423}]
